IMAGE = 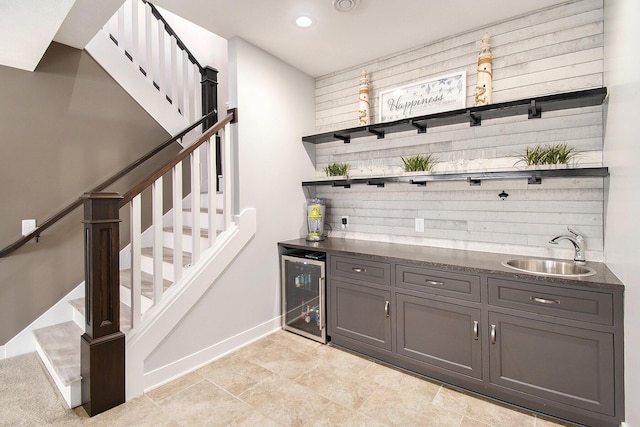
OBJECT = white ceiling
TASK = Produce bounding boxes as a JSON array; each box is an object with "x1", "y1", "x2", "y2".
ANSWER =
[
  {"x1": 150, "y1": 0, "x2": 570, "y2": 77},
  {"x1": 2, "y1": 0, "x2": 569, "y2": 76}
]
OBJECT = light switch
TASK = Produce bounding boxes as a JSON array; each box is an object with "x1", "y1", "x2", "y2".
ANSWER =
[
  {"x1": 415, "y1": 218, "x2": 424, "y2": 232},
  {"x1": 22, "y1": 219, "x2": 37, "y2": 236}
]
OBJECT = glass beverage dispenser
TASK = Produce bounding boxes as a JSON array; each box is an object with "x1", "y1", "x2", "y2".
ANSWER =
[{"x1": 306, "y1": 198, "x2": 325, "y2": 241}]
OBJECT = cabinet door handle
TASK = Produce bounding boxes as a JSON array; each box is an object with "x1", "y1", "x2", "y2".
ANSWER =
[
  {"x1": 530, "y1": 296, "x2": 560, "y2": 305},
  {"x1": 491, "y1": 324, "x2": 497, "y2": 344},
  {"x1": 384, "y1": 300, "x2": 390, "y2": 317},
  {"x1": 426, "y1": 280, "x2": 445, "y2": 286},
  {"x1": 352, "y1": 267, "x2": 366, "y2": 273},
  {"x1": 473, "y1": 320, "x2": 479, "y2": 340}
]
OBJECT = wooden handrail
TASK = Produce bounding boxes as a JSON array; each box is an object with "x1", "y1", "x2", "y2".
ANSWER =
[
  {"x1": 141, "y1": 0, "x2": 204, "y2": 74},
  {"x1": 0, "y1": 110, "x2": 218, "y2": 258},
  {"x1": 120, "y1": 109, "x2": 236, "y2": 207}
]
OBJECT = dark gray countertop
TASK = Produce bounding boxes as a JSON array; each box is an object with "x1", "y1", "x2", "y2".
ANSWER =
[{"x1": 279, "y1": 238, "x2": 624, "y2": 291}]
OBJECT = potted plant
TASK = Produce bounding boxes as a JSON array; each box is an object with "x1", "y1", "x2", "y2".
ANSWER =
[
  {"x1": 516, "y1": 143, "x2": 577, "y2": 169},
  {"x1": 401, "y1": 153, "x2": 438, "y2": 175},
  {"x1": 323, "y1": 162, "x2": 350, "y2": 179}
]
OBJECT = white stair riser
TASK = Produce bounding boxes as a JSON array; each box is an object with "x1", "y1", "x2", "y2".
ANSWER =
[
  {"x1": 182, "y1": 211, "x2": 224, "y2": 228},
  {"x1": 140, "y1": 255, "x2": 185, "y2": 282},
  {"x1": 34, "y1": 340, "x2": 82, "y2": 408},
  {"x1": 182, "y1": 192, "x2": 224, "y2": 209},
  {"x1": 162, "y1": 231, "x2": 209, "y2": 251}
]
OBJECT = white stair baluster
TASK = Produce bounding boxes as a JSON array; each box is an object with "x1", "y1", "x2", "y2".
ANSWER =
[
  {"x1": 129, "y1": 194, "x2": 142, "y2": 327},
  {"x1": 131, "y1": 0, "x2": 139, "y2": 66},
  {"x1": 143, "y1": 2, "x2": 153, "y2": 82},
  {"x1": 152, "y1": 176, "x2": 163, "y2": 304},
  {"x1": 156, "y1": 20, "x2": 166, "y2": 99},
  {"x1": 170, "y1": 36, "x2": 178, "y2": 111},
  {"x1": 191, "y1": 149, "x2": 201, "y2": 262},
  {"x1": 207, "y1": 136, "x2": 217, "y2": 247},
  {"x1": 182, "y1": 51, "x2": 191, "y2": 120},
  {"x1": 117, "y1": 6, "x2": 126, "y2": 55},
  {"x1": 223, "y1": 125, "x2": 233, "y2": 227},
  {"x1": 172, "y1": 162, "x2": 183, "y2": 282}
]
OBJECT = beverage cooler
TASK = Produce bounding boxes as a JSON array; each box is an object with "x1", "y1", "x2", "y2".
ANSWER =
[{"x1": 281, "y1": 253, "x2": 326, "y2": 343}]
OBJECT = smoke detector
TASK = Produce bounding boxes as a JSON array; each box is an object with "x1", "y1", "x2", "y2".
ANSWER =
[{"x1": 333, "y1": 0, "x2": 360, "y2": 12}]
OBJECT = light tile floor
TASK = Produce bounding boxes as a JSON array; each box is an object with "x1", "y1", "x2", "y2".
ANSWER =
[{"x1": 70, "y1": 330, "x2": 572, "y2": 427}]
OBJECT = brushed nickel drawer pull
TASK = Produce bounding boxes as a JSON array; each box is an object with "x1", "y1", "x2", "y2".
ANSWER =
[
  {"x1": 384, "y1": 300, "x2": 390, "y2": 317},
  {"x1": 491, "y1": 324, "x2": 497, "y2": 344},
  {"x1": 426, "y1": 280, "x2": 445, "y2": 286},
  {"x1": 352, "y1": 267, "x2": 366, "y2": 273},
  {"x1": 530, "y1": 296, "x2": 560, "y2": 305},
  {"x1": 473, "y1": 320, "x2": 479, "y2": 340}
]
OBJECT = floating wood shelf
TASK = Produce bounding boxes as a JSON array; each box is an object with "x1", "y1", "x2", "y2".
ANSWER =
[
  {"x1": 302, "y1": 88, "x2": 607, "y2": 144},
  {"x1": 302, "y1": 167, "x2": 609, "y2": 188}
]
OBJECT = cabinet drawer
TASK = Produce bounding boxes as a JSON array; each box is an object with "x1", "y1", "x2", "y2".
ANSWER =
[
  {"x1": 488, "y1": 278, "x2": 613, "y2": 325},
  {"x1": 330, "y1": 255, "x2": 390, "y2": 286},
  {"x1": 396, "y1": 265, "x2": 480, "y2": 302}
]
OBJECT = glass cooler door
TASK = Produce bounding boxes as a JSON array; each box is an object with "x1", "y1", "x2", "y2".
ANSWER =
[{"x1": 281, "y1": 255, "x2": 326, "y2": 343}]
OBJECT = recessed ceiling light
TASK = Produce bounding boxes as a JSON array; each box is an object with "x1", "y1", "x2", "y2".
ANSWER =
[
  {"x1": 295, "y1": 15, "x2": 314, "y2": 28},
  {"x1": 333, "y1": 0, "x2": 360, "y2": 12}
]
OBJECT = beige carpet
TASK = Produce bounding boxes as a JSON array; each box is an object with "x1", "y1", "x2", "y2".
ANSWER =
[{"x1": 0, "y1": 352, "x2": 81, "y2": 426}]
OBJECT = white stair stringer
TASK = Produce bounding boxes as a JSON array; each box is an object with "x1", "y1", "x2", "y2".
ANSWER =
[
  {"x1": 85, "y1": 29, "x2": 191, "y2": 136},
  {"x1": 125, "y1": 208, "x2": 256, "y2": 399}
]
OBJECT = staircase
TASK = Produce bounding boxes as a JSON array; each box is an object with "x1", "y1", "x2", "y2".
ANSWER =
[
  {"x1": 7, "y1": 0, "x2": 258, "y2": 415},
  {"x1": 32, "y1": 194, "x2": 224, "y2": 408}
]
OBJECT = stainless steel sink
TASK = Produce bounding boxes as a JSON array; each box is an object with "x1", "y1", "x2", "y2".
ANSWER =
[{"x1": 502, "y1": 258, "x2": 596, "y2": 277}]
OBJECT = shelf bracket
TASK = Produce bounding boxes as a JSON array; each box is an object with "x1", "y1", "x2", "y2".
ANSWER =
[
  {"x1": 467, "y1": 178, "x2": 482, "y2": 186},
  {"x1": 331, "y1": 182, "x2": 351, "y2": 188},
  {"x1": 528, "y1": 175, "x2": 542, "y2": 185},
  {"x1": 528, "y1": 100, "x2": 542, "y2": 119},
  {"x1": 468, "y1": 111, "x2": 481, "y2": 127},
  {"x1": 409, "y1": 120, "x2": 427, "y2": 134},
  {"x1": 410, "y1": 180, "x2": 427, "y2": 187},
  {"x1": 366, "y1": 127, "x2": 385, "y2": 139},
  {"x1": 333, "y1": 133, "x2": 350, "y2": 143},
  {"x1": 367, "y1": 179, "x2": 385, "y2": 188}
]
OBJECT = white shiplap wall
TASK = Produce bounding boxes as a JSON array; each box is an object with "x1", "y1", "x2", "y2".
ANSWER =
[{"x1": 312, "y1": 0, "x2": 606, "y2": 261}]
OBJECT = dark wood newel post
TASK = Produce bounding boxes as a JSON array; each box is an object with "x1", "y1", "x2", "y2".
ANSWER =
[
  {"x1": 201, "y1": 66, "x2": 221, "y2": 190},
  {"x1": 81, "y1": 192, "x2": 125, "y2": 417},
  {"x1": 201, "y1": 66, "x2": 219, "y2": 131}
]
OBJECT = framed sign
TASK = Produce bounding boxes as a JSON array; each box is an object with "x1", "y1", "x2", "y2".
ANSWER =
[{"x1": 379, "y1": 71, "x2": 466, "y2": 122}]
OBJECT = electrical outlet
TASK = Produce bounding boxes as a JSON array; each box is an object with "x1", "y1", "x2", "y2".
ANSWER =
[
  {"x1": 341, "y1": 216, "x2": 349, "y2": 229},
  {"x1": 22, "y1": 219, "x2": 36, "y2": 236},
  {"x1": 415, "y1": 218, "x2": 424, "y2": 232}
]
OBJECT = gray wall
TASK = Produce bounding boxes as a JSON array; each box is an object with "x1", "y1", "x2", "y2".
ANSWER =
[
  {"x1": 0, "y1": 43, "x2": 174, "y2": 344},
  {"x1": 603, "y1": 0, "x2": 640, "y2": 424},
  {"x1": 313, "y1": 0, "x2": 605, "y2": 262}
]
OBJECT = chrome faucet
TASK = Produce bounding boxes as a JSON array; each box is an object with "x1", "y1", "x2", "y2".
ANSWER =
[{"x1": 549, "y1": 226, "x2": 586, "y2": 265}]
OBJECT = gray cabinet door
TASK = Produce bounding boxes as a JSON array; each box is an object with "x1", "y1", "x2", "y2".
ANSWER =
[
  {"x1": 329, "y1": 279, "x2": 392, "y2": 351},
  {"x1": 488, "y1": 312, "x2": 615, "y2": 416},
  {"x1": 396, "y1": 293, "x2": 482, "y2": 380}
]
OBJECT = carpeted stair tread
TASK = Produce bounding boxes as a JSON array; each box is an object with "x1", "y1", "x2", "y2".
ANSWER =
[
  {"x1": 163, "y1": 225, "x2": 209, "y2": 238},
  {"x1": 32, "y1": 321, "x2": 81, "y2": 386},
  {"x1": 119, "y1": 269, "x2": 173, "y2": 300},
  {"x1": 182, "y1": 207, "x2": 223, "y2": 214},
  {"x1": 141, "y1": 247, "x2": 192, "y2": 266},
  {"x1": 69, "y1": 298, "x2": 132, "y2": 332}
]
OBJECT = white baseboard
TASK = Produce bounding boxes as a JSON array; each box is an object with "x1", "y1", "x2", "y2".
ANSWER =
[
  {"x1": 1, "y1": 283, "x2": 84, "y2": 360},
  {"x1": 143, "y1": 315, "x2": 281, "y2": 393}
]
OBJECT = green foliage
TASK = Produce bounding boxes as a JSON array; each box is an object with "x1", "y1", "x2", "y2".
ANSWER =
[
  {"x1": 518, "y1": 143, "x2": 577, "y2": 166},
  {"x1": 323, "y1": 162, "x2": 350, "y2": 177},
  {"x1": 401, "y1": 153, "x2": 437, "y2": 172}
]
